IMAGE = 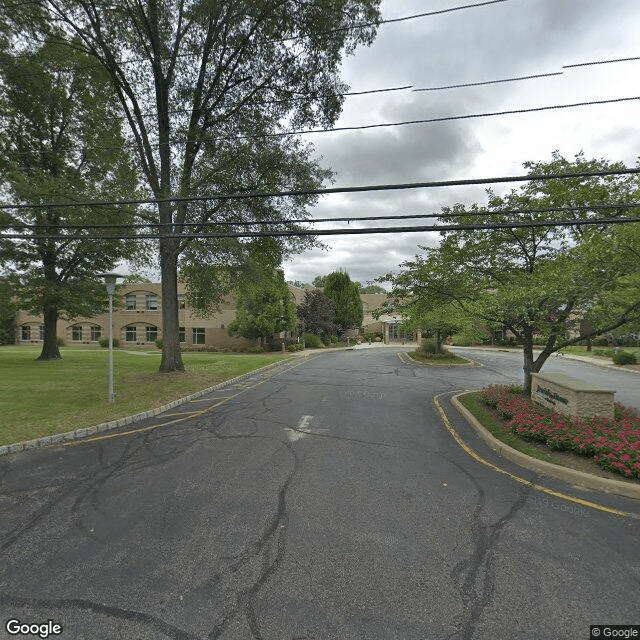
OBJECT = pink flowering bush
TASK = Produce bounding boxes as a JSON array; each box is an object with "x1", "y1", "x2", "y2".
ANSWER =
[{"x1": 478, "y1": 385, "x2": 640, "y2": 479}]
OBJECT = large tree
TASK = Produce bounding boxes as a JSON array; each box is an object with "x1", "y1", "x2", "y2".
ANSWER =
[
  {"x1": 384, "y1": 153, "x2": 640, "y2": 395},
  {"x1": 0, "y1": 38, "x2": 138, "y2": 360},
  {"x1": 228, "y1": 268, "x2": 296, "y2": 348},
  {"x1": 323, "y1": 270, "x2": 363, "y2": 333},
  {"x1": 11, "y1": 0, "x2": 382, "y2": 371},
  {"x1": 296, "y1": 288, "x2": 337, "y2": 337}
]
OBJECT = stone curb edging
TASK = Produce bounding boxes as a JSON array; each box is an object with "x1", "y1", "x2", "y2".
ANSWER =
[
  {"x1": 0, "y1": 356, "x2": 303, "y2": 457},
  {"x1": 451, "y1": 392, "x2": 640, "y2": 501}
]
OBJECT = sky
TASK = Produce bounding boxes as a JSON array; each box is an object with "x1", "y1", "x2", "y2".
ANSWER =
[{"x1": 281, "y1": 0, "x2": 640, "y2": 288}]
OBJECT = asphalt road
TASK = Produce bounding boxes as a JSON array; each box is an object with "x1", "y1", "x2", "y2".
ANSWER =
[{"x1": 1, "y1": 348, "x2": 639, "y2": 640}]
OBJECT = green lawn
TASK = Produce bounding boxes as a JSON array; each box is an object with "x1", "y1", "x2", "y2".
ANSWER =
[{"x1": 0, "y1": 346, "x2": 290, "y2": 446}]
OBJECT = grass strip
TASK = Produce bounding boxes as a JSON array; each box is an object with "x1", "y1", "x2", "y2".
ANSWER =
[
  {"x1": 408, "y1": 352, "x2": 470, "y2": 365},
  {"x1": 458, "y1": 391, "x2": 562, "y2": 465},
  {"x1": 0, "y1": 346, "x2": 290, "y2": 446}
]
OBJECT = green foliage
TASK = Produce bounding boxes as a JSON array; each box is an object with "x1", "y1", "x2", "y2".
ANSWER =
[
  {"x1": 99, "y1": 337, "x2": 120, "y2": 348},
  {"x1": 228, "y1": 268, "x2": 296, "y2": 341},
  {"x1": 16, "y1": 0, "x2": 381, "y2": 371},
  {"x1": 420, "y1": 338, "x2": 439, "y2": 354},
  {"x1": 0, "y1": 38, "x2": 138, "y2": 360},
  {"x1": 287, "y1": 343, "x2": 304, "y2": 352},
  {"x1": 358, "y1": 283, "x2": 387, "y2": 294},
  {"x1": 322, "y1": 270, "x2": 364, "y2": 332},
  {"x1": 302, "y1": 333, "x2": 323, "y2": 348},
  {"x1": 296, "y1": 289, "x2": 337, "y2": 336},
  {"x1": 383, "y1": 152, "x2": 640, "y2": 394},
  {"x1": 613, "y1": 351, "x2": 637, "y2": 365},
  {"x1": 155, "y1": 339, "x2": 163, "y2": 349},
  {"x1": 0, "y1": 279, "x2": 17, "y2": 344}
]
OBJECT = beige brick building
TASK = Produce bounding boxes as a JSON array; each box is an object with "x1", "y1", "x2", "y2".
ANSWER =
[{"x1": 13, "y1": 283, "x2": 409, "y2": 348}]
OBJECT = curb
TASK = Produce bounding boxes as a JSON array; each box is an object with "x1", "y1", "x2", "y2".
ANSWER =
[
  {"x1": 0, "y1": 356, "x2": 302, "y2": 457},
  {"x1": 450, "y1": 392, "x2": 640, "y2": 501}
]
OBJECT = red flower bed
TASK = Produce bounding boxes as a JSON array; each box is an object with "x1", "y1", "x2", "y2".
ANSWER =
[{"x1": 478, "y1": 385, "x2": 640, "y2": 479}]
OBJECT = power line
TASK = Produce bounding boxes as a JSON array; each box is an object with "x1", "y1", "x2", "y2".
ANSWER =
[
  {"x1": 413, "y1": 71, "x2": 563, "y2": 92},
  {"x1": 5, "y1": 203, "x2": 640, "y2": 231},
  {"x1": 7, "y1": 94, "x2": 638, "y2": 160},
  {"x1": 563, "y1": 55, "x2": 640, "y2": 68},
  {"x1": 3, "y1": 216, "x2": 639, "y2": 241},
  {"x1": 1, "y1": 167, "x2": 639, "y2": 211}
]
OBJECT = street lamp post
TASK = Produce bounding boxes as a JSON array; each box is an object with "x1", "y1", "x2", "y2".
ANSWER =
[{"x1": 98, "y1": 273, "x2": 124, "y2": 403}]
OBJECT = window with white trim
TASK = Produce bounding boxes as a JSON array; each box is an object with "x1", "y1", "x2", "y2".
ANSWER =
[
  {"x1": 21, "y1": 325, "x2": 30, "y2": 340},
  {"x1": 91, "y1": 325, "x2": 101, "y2": 341},
  {"x1": 125, "y1": 326, "x2": 137, "y2": 342},
  {"x1": 125, "y1": 294, "x2": 136, "y2": 310},
  {"x1": 146, "y1": 326, "x2": 158, "y2": 342},
  {"x1": 145, "y1": 294, "x2": 158, "y2": 310},
  {"x1": 192, "y1": 327, "x2": 205, "y2": 345},
  {"x1": 72, "y1": 325, "x2": 82, "y2": 341}
]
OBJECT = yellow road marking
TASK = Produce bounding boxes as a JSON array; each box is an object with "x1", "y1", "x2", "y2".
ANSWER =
[
  {"x1": 433, "y1": 392, "x2": 634, "y2": 519},
  {"x1": 63, "y1": 357, "x2": 313, "y2": 447}
]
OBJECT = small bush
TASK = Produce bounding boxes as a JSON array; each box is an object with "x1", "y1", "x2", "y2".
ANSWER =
[
  {"x1": 302, "y1": 333, "x2": 323, "y2": 348},
  {"x1": 613, "y1": 350, "x2": 637, "y2": 365},
  {"x1": 98, "y1": 337, "x2": 120, "y2": 348},
  {"x1": 287, "y1": 343, "x2": 304, "y2": 352},
  {"x1": 155, "y1": 338, "x2": 163, "y2": 349},
  {"x1": 420, "y1": 338, "x2": 439, "y2": 354},
  {"x1": 592, "y1": 337, "x2": 609, "y2": 346},
  {"x1": 248, "y1": 346, "x2": 263, "y2": 354},
  {"x1": 594, "y1": 348, "x2": 615, "y2": 358},
  {"x1": 56, "y1": 337, "x2": 65, "y2": 346}
]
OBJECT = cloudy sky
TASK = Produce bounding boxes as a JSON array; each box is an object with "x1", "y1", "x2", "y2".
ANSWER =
[{"x1": 282, "y1": 0, "x2": 640, "y2": 287}]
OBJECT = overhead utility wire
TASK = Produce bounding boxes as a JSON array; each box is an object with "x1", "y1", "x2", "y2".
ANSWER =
[
  {"x1": 563, "y1": 56, "x2": 640, "y2": 68},
  {"x1": 4, "y1": 216, "x2": 640, "y2": 241},
  {"x1": 6, "y1": 203, "x2": 640, "y2": 231},
  {"x1": 1, "y1": 167, "x2": 638, "y2": 211},
  {"x1": 2, "y1": 0, "x2": 507, "y2": 70},
  {"x1": 15, "y1": 94, "x2": 638, "y2": 159},
  {"x1": 413, "y1": 72, "x2": 563, "y2": 91}
]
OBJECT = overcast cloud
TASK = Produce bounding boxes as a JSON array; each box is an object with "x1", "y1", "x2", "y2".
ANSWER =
[{"x1": 283, "y1": 0, "x2": 640, "y2": 287}]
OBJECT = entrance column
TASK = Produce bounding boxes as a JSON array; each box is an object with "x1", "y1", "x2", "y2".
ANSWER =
[{"x1": 384, "y1": 323, "x2": 389, "y2": 344}]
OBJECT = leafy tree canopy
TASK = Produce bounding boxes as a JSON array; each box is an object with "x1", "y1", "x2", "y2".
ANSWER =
[
  {"x1": 296, "y1": 289, "x2": 337, "y2": 337},
  {"x1": 383, "y1": 152, "x2": 640, "y2": 395},
  {"x1": 323, "y1": 270, "x2": 364, "y2": 333},
  {"x1": 9, "y1": 0, "x2": 382, "y2": 371},
  {"x1": 0, "y1": 36, "x2": 138, "y2": 360}
]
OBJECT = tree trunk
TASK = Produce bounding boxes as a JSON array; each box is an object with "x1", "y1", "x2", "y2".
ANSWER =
[
  {"x1": 37, "y1": 305, "x2": 61, "y2": 360},
  {"x1": 159, "y1": 240, "x2": 184, "y2": 372},
  {"x1": 522, "y1": 330, "x2": 535, "y2": 397}
]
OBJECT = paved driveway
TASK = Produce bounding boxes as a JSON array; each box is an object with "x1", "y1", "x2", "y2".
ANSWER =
[{"x1": 1, "y1": 349, "x2": 638, "y2": 639}]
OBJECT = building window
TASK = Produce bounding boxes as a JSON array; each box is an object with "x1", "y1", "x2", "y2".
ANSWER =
[
  {"x1": 125, "y1": 294, "x2": 136, "y2": 310},
  {"x1": 91, "y1": 325, "x2": 101, "y2": 341},
  {"x1": 179, "y1": 327, "x2": 185, "y2": 343},
  {"x1": 39, "y1": 325, "x2": 45, "y2": 341},
  {"x1": 72, "y1": 325, "x2": 82, "y2": 341},
  {"x1": 177, "y1": 295, "x2": 185, "y2": 310},
  {"x1": 146, "y1": 325, "x2": 158, "y2": 342},
  {"x1": 125, "y1": 326, "x2": 137, "y2": 342},
  {"x1": 145, "y1": 294, "x2": 158, "y2": 310},
  {"x1": 220, "y1": 323, "x2": 225, "y2": 329},
  {"x1": 192, "y1": 327, "x2": 205, "y2": 345},
  {"x1": 21, "y1": 325, "x2": 30, "y2": 340}
]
